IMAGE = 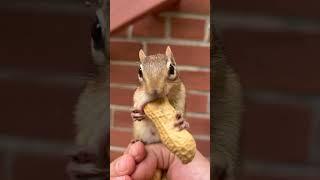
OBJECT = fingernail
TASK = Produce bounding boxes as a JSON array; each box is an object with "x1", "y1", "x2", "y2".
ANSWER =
[
  {"x1": 116, "y1": 156, "x2": 128, "y2": 173},
  {"x1": 130, "y1": 146, "x2": 138, "y2": 157}
]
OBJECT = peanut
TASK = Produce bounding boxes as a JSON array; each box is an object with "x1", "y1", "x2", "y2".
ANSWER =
[{"x1": 144, "y1": 97, "x2": 196, "y2": 164}]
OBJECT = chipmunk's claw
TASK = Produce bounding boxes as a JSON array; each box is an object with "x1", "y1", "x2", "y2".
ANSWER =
[
  {"x1": 130, "y1": 139, "x2": 145, "y2": 144},
  {"x1": 131, "y1": 109, "x2": 145, "y2": 121},
  {"x1": 174, "y1": 113, "x2": 189, "y2": 130}
]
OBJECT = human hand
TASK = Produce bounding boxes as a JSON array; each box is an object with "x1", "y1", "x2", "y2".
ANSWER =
[{"x1": 110, "y1": 141, "x2": 210, "y2": 180}]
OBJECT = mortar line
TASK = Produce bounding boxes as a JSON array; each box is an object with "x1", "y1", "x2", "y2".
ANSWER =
[
  {"x1": 127, "y1": 25, "x2": 133, "y2": 39},
  {"x1": 110, "y1": 108, "x2": 115, "y2": 128},
  {"x1": 160, "y1": 12, "x2": 209, "y2": 20},
  {"x1": 110, "y1": 37, "x2": 210, "y2": 47},
  {"x1": 164, "y1": 16, "x2": 171, "y2": 38},
  {"x1": 193, "y1": 135, "x2": 210, "y2": 141},
  {"x1": 110, "y1": 60, "x2": 210, "y2": 72},
  {"x1": 204, "y1": 18, "x2": 210, "y2": 42},
  {"x1": 110, "y1": 146, "x2": 126, "y2": 152},
  {"x1": 142, "y1": 41, "x2": 148, "y2": 54}
]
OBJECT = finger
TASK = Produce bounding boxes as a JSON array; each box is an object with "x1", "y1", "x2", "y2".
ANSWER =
[
  {"x1": 131, "y1": 150, "x2": 158, "y2": 180},
  {"x1": 110, "y1": 175, "x2": 132, "y2": 180},
  {"x1": 124, "y1": 141, "x2": 146, "y2": 163},
  {"x1": 110, "y1": 154, "x2": 135, "y2": 177},
  {"x1": 128, "y1": 141, "x2": 146, "y2": 163},
  {"x1": 131, "y1": 144, "x2": 175, "y2": 179}
]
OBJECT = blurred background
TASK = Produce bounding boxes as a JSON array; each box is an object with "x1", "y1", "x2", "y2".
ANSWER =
[
  {"x1": 0, "y1": 0, "x2": 97, "y2": 179},
  {"x1": 110, "y1": 0, "x2": 210, "y2": 161},
  {"x1": 214, "y1": 1, "x2": 320, "y2": 179}
]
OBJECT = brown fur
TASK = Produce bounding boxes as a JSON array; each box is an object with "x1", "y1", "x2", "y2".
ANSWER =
[
  {"x1": 212, "y1": 27, "x2": 243, "y2": 179},
  {"x1": 133, "y1": 47, "x2": 186, "y2": 143},
  {"x1": 133, "y1": 47, "x2": 186, "y2": 180},
  {"x1": 73, "y1": 74, "x2": 107, "y2": 177}
]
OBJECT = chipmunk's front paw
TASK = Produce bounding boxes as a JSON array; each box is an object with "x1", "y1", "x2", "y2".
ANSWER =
[
  {"x1": 174, "y1": 112, "x2": 189, "y2": 130},
  {"x1": 130, "y1": 139, "x2": 145, "y2": 144},
  {"x1": 131, "y1": 108, "x2": 145, "y2": 121}
]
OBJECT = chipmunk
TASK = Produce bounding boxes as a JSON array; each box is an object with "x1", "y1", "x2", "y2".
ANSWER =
[
  {"x1": 66, "y1": 9, "x2": 107, "y2": 180},
  {"x1": 131, "y1": 46, "x2": 189, "y2": 179},
  {"x1": 212, "y1": 26, "x2": 243, "y2": 180}
]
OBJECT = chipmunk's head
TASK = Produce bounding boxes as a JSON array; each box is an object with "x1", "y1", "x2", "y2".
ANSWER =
[
  {"x1": 90, "y1": 9, "x2": 106, "y2": 66},
  {"x1": 137, "y1": 46, "x2": 180, "y2": 99}
]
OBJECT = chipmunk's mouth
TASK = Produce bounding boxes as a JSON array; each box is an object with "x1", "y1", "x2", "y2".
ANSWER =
[{"x1": 140, "y1": 93, "x2": 165, "y2": 114}]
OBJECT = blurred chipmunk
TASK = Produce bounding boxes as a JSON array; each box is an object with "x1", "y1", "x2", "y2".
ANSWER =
[
  {"x1": 212, "y1": 26, "x2": 243, "y2": 180},
  {"x1": 66, "y1": 9, "x2": 107, "y2": 180}
]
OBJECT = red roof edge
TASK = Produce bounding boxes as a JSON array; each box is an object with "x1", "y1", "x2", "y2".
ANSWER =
[{"x1": 110, "y1": 0, "x2": 179, "y2": 34}]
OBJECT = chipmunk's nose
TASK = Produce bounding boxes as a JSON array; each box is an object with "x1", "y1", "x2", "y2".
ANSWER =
[{"x1": 152, "y1": 90, "x2": 159, "y2": 97}]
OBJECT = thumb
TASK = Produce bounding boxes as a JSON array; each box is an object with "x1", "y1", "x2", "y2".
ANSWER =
[
  {"x1": 131, "y1": 143, "x2": 176, "y2": 179},
  {"x1": 110, "y1": 154, "x2": 136, "y2": 177}
]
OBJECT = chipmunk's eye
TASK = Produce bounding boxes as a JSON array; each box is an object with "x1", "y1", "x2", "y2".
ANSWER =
[
  {"x1": 169, "y1": 64, "x2": 175, "y2": 75},
  {"x1": 138, "y1": 67, "x2": 143, "y2": 78},
  {"x1": 168, "y1": 64, "x2": 176, "y2": 80},
  {"x1": 91, "y1": 16, "x2": 104, "y2": 50}
]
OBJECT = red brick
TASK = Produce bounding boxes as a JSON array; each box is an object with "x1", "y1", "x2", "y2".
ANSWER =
[
  {"x1": 242, "y1": 101, "x2": 311, "y2": 163},
  {"x1": 111, "y1": 26, "x2": 128, "y2": 37},
  {"x1": 222, "y1": 30, "x2": 320, "y2": 94},
  {"x1": 188, "y1": 117, "x2": 210, "y2": 135},
  {"x1": 215, "y1": 0, "x2": 320, "y2": 19},
  {"x1": 110, "y1": 87, "x2": 135, "y2": 106},
  {"x1": 13, "y1": 153, "x2": 69, "y2": 180},
  {"x1": 176, "y1": 0, "x2": 210, "y2": 14},
  {"x1": 110, "y1": 151, "x2": 124, "y2": 162},
  {"x1": 180, "y1": 71, "x2": 210, "y2": 91},
  {"x1": 110, "y1": 0, "x2": 178, "y2": 32},
  {"x1": 133, "y1": 15, "x2": 165, "y2": 37},
  {"x1": 171, "y1": 18, "x2": 206, "y2": 40},
  {"x1": 110, "y1": 41, "x2": 142, "y2": 60},
  {"x1": 110, "y1": 129, "x2": 133, "y2": 147},
  {"x1": 186, "y1": 93, "x2": 208, "y2": 113},
  {"x1": 0, "y1": 10, "x2": 94, "y2": 74},
  {"x1": 0, "y1": 80, "x2": 80, "y2": 141},
  {"x1": 110, "y1": 64, "x2": 139, "y2": 84},
  {"x1": 114, "y1": 111, "x2": 132, "y2": 128},
  {"x1": 148, "y1": 44, "x2": 210, "y2": 67},
  {"x1": 196, "y1": 139, "x2": 210, "y2": 157}
]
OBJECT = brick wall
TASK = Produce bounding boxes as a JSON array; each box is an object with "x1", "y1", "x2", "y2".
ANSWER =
[
  {"x1": 214, "y1": 1, "x2": 320, "y2": 179},
  {"x1": 110, "y1": 0, "x2": 210, "y2": 161},
  {"x1": 0, "y1": 4, "x2": 95, "y2": 180}
]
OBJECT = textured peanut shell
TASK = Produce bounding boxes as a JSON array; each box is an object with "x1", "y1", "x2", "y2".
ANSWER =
[{"x1": 144, "y1": 97, "x2": 196, "y2": 164}]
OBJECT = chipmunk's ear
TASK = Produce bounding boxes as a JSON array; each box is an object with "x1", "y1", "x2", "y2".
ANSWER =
[
  {"x1": 165, "y1": 46, "x2": 176, "y2": 65},
  {"x1": 139, "y1": 49, "x2": 146, "y2": 62}
]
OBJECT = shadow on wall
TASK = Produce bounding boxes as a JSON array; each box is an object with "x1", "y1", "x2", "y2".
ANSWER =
[
  {"x1": 0, "y1": 1, "x2": 97, "y2": 180},
  {"x1": 214, "y1": 1, "x2": 320, "y2": 179}
]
